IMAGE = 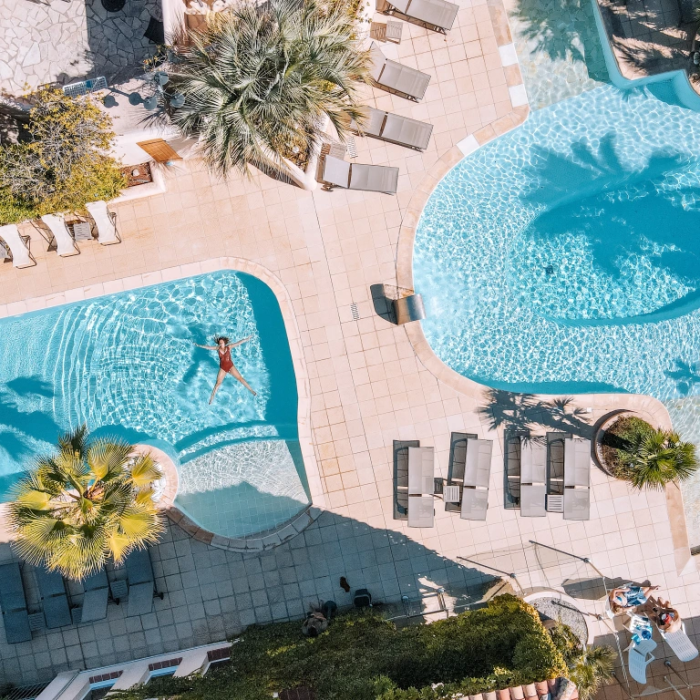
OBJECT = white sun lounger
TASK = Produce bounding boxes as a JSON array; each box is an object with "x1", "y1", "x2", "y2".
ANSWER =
[
  {"x1": 385, "y1": 0, "x2": 459, "y2": 32},
  {"x1": 628, "y1": 638, "x2": 656, "y2": 685},
  {"x1": 407, "y1": 447, "x2": 435, "y2": 528},
  {"x1": 460, "y1": 438, "x2": 493, "y2": 521},
  {"x1": 41, "y1": 214, "x2": 79, "y2": 257},
  {"x1": 360, "y1": 107, "x2": 433, "y2": 150},
  {"x1": 370, "y1": 43, "x2": 431, "y2": 101},
  {"x1": 0, "y1": 224, "x2": 37, "y2": 268},
  {"x1": 321, "y1": 156, "x2": 399, "y2": 194},
  {"x1": 563, "y1": 437, "x2": 591, "y2": 521},
  {"x1": 520, "y1": 439, "x2": 546, "y2": 517},
  {"x1": 662, "y1": 625, "x2": 699, "y2": 662},
  {"x1": 85, "y1": 201, "x2": 121, "y2": 245}
]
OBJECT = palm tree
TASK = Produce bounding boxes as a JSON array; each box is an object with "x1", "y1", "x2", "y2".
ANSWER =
[
  {"x1": 616, "y1": 426, "x2": 698, "y2": 490},
  {"x1": 167, "y1": 0, "x2": 370, "y2": 188},
  {"x1": 567, "y1": 645, "x2": 616, "y2": 700},
  {"x1": 7, "y1": 426, "x2": 164, "y2": 580}
]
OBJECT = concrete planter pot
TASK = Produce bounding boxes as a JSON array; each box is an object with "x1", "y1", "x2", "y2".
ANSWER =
[{"x1": 593, "y1": 410, "x2": 654, "y2": 476}]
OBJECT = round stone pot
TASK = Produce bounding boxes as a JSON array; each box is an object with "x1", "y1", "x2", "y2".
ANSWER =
[{"x1": 593, "y1": 410, "x2": 653, "y2": 476}]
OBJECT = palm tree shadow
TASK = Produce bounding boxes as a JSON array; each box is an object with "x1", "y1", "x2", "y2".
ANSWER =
[{"x1": 664, "y1": 359, "x2": 700, "y2": 397}]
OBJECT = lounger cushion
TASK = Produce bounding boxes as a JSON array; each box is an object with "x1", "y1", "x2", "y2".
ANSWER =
[
  {"x1": 322, "y1": 156, "x2": 351, "y2": 188},
  {"x1": 43, "y1": 593, "x2": 72, "y2": 629},
  {"x1": 408, "y1": 446, "x2": 434, "y2": 495},
  {"x1": 41, "y1": 214, "x2": 77, "y2": 257},
  {"x1": 564, "y1": 438, "x2": 591, "y2": 487},
  {"x1": 379, "y1": 61, "x2": 431, "y2": 100},
  {"x1": 80, "y1": 587, "x2": 110, "y2": 622},
  {"x1": 460, "y1": 488, "x2": 488, "y2": 521},
  {"x1": 0, "y1": 225, "x2": 34, "y2": 268},
  {"x1": 381, "y1": 113, "x2": 433, "y2": 150},
  {"x1": 408, "y1": 494, "x2": 434, "y2": 528},
  {"x1": 520, "y1": 484, "x2": 546, "y2": 517},
  {"x1": 393, "y1": 0, "x2": 459, "y2": 30},
  {"x1": 521, "y1": 440, "x2": 546, "y2": 484},
  {"x1": 464, "y1": 439, "x2": 492, "y2": 488},
  {"x1": 35, "y1": 567, "x2": 66, "y2": 598},
  {"x1": 126, "y1": 549, "x2": 155, "y2": 586},
  {"x1": 83, "y1": 569, "x2": 109, "y2": 591},
  {"x1": 350, "y1": 164, "x2": 399, "y2": 194},
  {"x1": 3, "y1": 609, "x2": 32, "y2": 643},
  {"x1": 366, "y1": 107, "x2": 387, "y2": 137},
  {"x1": 0, "y1": 563, "x2": 27, "y2": 612},
  {"x1": 127, "y1": 581, "x2": 154, "y2": 617},
  {"x1": 563, "y1": 487, "x2": 590, "y2": 521}
]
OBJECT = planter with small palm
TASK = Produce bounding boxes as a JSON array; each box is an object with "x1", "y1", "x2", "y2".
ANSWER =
[
  {"x1": 7, "y1": 425, "x2": 165, "y2": 580},
  {"x1": 600, "y1": 414, "x2": 698, "y2": 490}
]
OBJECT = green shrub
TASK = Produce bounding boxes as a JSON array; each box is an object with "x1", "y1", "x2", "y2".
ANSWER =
[{"x1": 111, "y1": 594, "x2": 566, "y2": 700}]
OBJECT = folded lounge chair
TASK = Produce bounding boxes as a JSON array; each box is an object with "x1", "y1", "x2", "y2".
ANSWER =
[
  {"x1": 407, "y1": 446, "x2": 435, "y2": 528},
  {"x1": 34, "y1": 567, "x2": 72, "y2": 629},
  {"x1": 359, "y1": 107, "x2": 433, "y2": 151},
  {"x1": 79, "y1": 569, "x2": 110, "y2": 623},
  {"x1": 370, "y1": 43, "x2": 431, "y2": 101},
  {"x1": 40, "y1": 214, "x2": 79, "y2": 257},
  {"x1": 461, "y1": 438, "x2": 493, "y2": 521},
  {"x1": 384, "y1": 0, "x2": 459, "y2": 32},
  {"x1": 126, "y1": 549, "x2": 163, "y2": 617},
  {"x1": 563, "y1": 437, "x2": 591, "y2": 521},
  {"x1": 85, "y1": 201, "x2": 121, "y2": 245},
  {"x1": 520, "y1": 438, "x2": 546, "y2": 517},
  {"x1": 0, "y1": 562, "x2": 32, "y2": 643},
  {"x1": 321, "y1": 156, "x2": 399, "y2": 194},
  {"x1": 0, "y1": 224, "x2": 37, "y2": 269}
]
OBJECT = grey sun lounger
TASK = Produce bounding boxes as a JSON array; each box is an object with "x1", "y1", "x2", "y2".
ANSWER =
[
  {"x1": 359, "y1": 107, "x2": 433, "y2": 150},
  {"x1": 384, "y1": 0, "x2": 459, "y2": 32},
  {"x1": 407, "y1": 446, "x2": 435, "y2": 527},
  {"x1": 126, "y1": 549, "x2": 162, "y2": 617},
  {"x1": 79, "y1": 569, "x2": 110, "y2": 622},
  {"x1": 563, "y1": 437, "x2": 591, "y2": 521},
  {"x1": 445, "y1": 432, "x2": 477, "y2": 513},
  {"x1": 34, "y1": 567, "x2": 71, "y2": 629},
  {"x1": 0, "y1": 562, "x2": 32, "y2": 643},
  {"x1": 461, "y1": 438, "x2": 493, "y2": 521},
  {"x1": 321, "y1": 155, "x2": 399, "y2": 194},
  {"x1": 370, "y1": 43, "x2": 431, "y2": 101},
  {"x1": 520, "y1": 438, "x2": 546, "y2": 517}
]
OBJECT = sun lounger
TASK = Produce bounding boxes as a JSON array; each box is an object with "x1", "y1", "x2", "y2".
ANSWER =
[
  {"x1": 628, "y1": 638, "x2": 656, "y2": 684},
  {"x1": 520, "y1": 439, "x2": 546, "y2": 517},
  {"x1": 85, "y1": 201, "x2": 121, "y2": 245},
  {"x1": 563, "y1": 437, "x2": 591, "y2": 521},
  {"x1": 370, "y1": 43, "x2": 431, "y2": 101},
  {"x1": 79, "y1": 569, "x2": 110, "y2": 622},
  {"x1": 0, "y1": 562, "x2": 32, "y2": 643},
  {"x1": 0, "y1": 224, "x2": 37, "y2": 268},
  {"x1": 126, "y1": 549, "x2": 162, "y2": 616},
  {"x1": 40, "y1": 214, "x2": 79, "y2": 257},
  {"x1": 359, "y1": 107, "x2": 433, "y2": 150},
  {"x1": 661, "y1": 625, "x2": 699, "y2": 662},
  {"x1": 408, "y1": 494, "x2": 435, "y2": 527},
  {"x1": 321, "y1": 156, "x2": 399, "y2": 194},
  {"x1": 445, "y1": 432, "x2": 477, "y2": 513},
  {"x1": 384, "y1": 0, "x2": 459, "y2": 32},
  {"x1": 34, "y1": 567, "x2": 71, "y2": 629},
  {"x1": 394, "y1": 439, "x2": 419, "y2": 519},
  {"x1": 461, "y1": 438, "x2": 493, "y2": 521},
  {"x1": 407, "y1": 446, "x2": 435, "y2": 528}
]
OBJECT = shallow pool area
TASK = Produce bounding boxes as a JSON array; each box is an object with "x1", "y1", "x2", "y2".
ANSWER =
[
  {"x1": 0, "y1": 271, "x2": 309, "y2": 538},
  {"x1": 414, "y1": 82, "x2": 700, "y2": 543}
]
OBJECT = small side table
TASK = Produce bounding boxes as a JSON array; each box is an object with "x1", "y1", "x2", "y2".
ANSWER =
[
  {"x1": 28, "y1": 612, "x2": 46, "y2": 631},
  {"x1": 443, "y1": 485, "x2": 461, "y2": 504},
  {"x1": 72, "y1": 222, "x2": 94, "y2": 242},
  {"x1": 110, "y1": 579, "x2": 129, "y2": 603}
]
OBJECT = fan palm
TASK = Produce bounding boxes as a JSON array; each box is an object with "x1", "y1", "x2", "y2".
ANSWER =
[
  {"x1": 567, "y1": 644, "x2": 616, "y2": 700},
  {"x1": 616, "y1": 426, "x2": 698, "y2": 490},
  {"x1": 7, "y1": 425, "x2": 164, "y2": 580},
  {"x1": 168, "y1": 0, "x2": 370, "y2": 186}
]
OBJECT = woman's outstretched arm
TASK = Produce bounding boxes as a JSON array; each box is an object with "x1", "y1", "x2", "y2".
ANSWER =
[
  {"x1": 194, "y1": 342, "x2": 218, "y2": 350},
  {"x1": 229, "y1": 336, "x2": 252, "y2": 348}
]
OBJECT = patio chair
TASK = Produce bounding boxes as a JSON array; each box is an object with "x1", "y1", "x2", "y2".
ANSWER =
[
  {"x1": 394, "y1": 439, "x2": 420, "y2": 519},
  {"x1": 563, "y1": 437, "x2": 591, "y2": 521},
  {"x1": 79, "y1": 569, "x2": 110, "y2": 623},
  {"x1": 358, "y1": 107, "x2": 433, "y2": 151},
  {"x1": 461, "y1": 438, "x2": 493, "y2": 521},
  {"x1": 321, "y1": 155, "x2": 399, "y2": 194},
  {"x1": 34, "y1": 567, "x2": 72, "y2": 629},
  {"x1": 0, "y1": 562, "x2": 32, "y2": 643},
  {"x1": 628, "y1": 638, "x2": 656, "y2": 684},
  {"x1": 85, "y1": 201, "x2": 121, "y2": 245},
  {"x1": 383, "y1": 0, "x2": 459, "y2": 32},
  {"x1": 125, "y1": 548, "x2": 163, "y2": 617},
  {"x1": 0, "y1": 224, "x2": 37, "y2": 268},
  {"x1": 520, "y1": 438, "x2": 546, "y2": 517},
  {"x1": 40, "y1": 214, "x2": 79, "y2": 257},
  {"x1": 661, "y1": 625, "x2": 699, "y2": 662},
  {"x1": 370, "y1": 43, "x2": 431, "y2": 101}
]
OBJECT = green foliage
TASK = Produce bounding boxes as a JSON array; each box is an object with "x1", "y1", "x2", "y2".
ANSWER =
[
  {"x1": 7, "y1": 425, "x2": 164, "y2": 580},
  {"x1": 111, "y1": 595, "x2": 566, "y2": 700},
  {"x1": 604, "y1": 416, "x2": 698, "y2": 489},
  {"x1": 168, "y1": 0, "x2": 370, "y2": 179},
  {"x1": 0, "y1": 88, "x2": 125, "y2": 224}
]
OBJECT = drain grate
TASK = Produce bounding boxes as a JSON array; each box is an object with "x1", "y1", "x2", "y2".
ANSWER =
[{"x1": 350, "y1": 302, "x2": 360, "y2": 320}]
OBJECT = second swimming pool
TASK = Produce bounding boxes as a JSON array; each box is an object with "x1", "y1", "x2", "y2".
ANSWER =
[{"x1": 0, "y1": 270, "x2": 310, "y2": 538}]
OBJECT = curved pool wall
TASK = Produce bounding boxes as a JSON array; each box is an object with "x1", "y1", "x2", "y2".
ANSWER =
[{"x1": 0, "y1": 270, "x2": 310, "y2": 539}]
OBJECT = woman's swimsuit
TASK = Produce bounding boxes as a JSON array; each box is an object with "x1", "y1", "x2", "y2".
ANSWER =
[{"x1": 218, "y1": 346, "x2": 234, "y2": 372}]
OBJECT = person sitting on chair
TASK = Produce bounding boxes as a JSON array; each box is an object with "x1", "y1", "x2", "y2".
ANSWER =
[{"x1": 609, "y1": 584, "x2": 659, "y2": 614}]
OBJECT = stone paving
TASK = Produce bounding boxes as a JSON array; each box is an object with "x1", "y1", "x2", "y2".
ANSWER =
[
  {"x1": 0, "y1": 0, "x2": 162, "y2": 96},
  {"x1": 1, "y1": 0, "x2": 700, "y2": 697}
]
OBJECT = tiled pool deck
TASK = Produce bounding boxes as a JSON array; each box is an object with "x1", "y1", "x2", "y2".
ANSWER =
[{"x1": 1, "y1": 0, "x2": 700, "y2": 697}]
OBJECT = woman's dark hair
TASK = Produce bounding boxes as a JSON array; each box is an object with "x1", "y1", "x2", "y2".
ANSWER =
[{"x1": 214, "y1": 336, "x2": 229, "y2": 345}]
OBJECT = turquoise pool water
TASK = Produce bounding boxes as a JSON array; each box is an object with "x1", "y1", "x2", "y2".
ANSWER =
[{"x1": 0, "y1": 271, "x2": 309, "y2": 538}]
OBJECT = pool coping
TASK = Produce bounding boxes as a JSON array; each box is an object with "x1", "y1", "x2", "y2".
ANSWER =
[
  {"x1": 392, "y1": 0, "x2": 694, "y2": 576},
  {"x1": 0, "y1": 257, "x2": 323, "y2": 552}
]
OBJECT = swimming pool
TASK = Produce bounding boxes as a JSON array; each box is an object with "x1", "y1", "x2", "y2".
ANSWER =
[{"x1": 0, "y1": 271, "x2": 310, "y2": 538}]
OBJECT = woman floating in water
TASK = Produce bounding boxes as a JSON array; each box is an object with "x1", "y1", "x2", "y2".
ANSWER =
[{"x1": 194, "y1": 336, "x2": 256, "y2": 403}]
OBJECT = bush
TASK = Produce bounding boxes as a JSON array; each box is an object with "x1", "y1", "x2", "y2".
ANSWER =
[
  {"x1": 0, "y1": 88, "x2": 125, "y2": 224},
  {"x1": 111, "y1": 595, "x2": 566, "y2": 700}
]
